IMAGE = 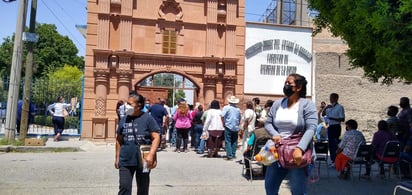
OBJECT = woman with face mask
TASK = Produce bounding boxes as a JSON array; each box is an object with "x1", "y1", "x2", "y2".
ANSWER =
[
  {"x1": 264, "y1": 73, "x2": 317, "y2": 195},
  {"x1": 115, "y1": 93, "x2": 160, "y2": 195}
]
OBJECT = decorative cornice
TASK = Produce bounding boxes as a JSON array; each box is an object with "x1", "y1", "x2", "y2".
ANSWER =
[{"x1": 94, "y1": 68, "x2": 111, "y2": 83}]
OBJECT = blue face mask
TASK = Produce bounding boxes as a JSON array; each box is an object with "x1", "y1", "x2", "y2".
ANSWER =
[{"x1": 145, "y1": 104, "x2": 150, "y2": 108}]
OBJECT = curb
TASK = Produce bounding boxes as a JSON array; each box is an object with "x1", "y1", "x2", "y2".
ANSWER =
[{"x1": 0, "y1": 146, "x2": 83, "y2": 153}]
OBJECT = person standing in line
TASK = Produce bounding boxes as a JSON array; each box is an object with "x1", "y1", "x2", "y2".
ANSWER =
[
  {"x1": 47, "y1": 96, "x2": 71, "y2": 141},
  {"x1": 203, "y1": 100, "x2": 225, "y2": 157},
  {"x1": 115, "y1": 93, "x2": 160, "y2": 195},
  {"x1": 173, "y1": 100, "x2": 192, "y2": 153},
  {"x1": 192, "y1": 104, "x2": 204, "y2": 151},
  {"x1": 256, "y1": 100, "x2": 274, "y2": 127},
  {"x1": 386, "y1": 105, "x2": 399, "y2": 137},
  {"x1": 116, "y1": 100, "x2": 126, "y2": 120},
  {"x1": 322, "y1": 93, "x2": 345, "y2": 167},
  {"x1": 252, "y1": 97, "x2": 262, "y2": 127},
  {"x1": 16, "y1": 99, "x2": 35, "y2": 134},
  {"x1": 148, "y1": 98, "x2": 169, "y2": 150},
  {"x1": 221, "y1": 96, "x2": 241, "y2": 160},
  {"x1": 398, "y1": 97, "x2": 412, "y2": 147},
  {"x1": 240, "y1": 100, "x2": 256, "y2": 153},
  {"x1": 264, "y1": 73, "x2": 317, "y2": 195}
]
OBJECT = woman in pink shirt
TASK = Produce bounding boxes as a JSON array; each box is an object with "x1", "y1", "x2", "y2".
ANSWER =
[{"x1": 173, "y1": 101, "x2": 193, "y2": 152}]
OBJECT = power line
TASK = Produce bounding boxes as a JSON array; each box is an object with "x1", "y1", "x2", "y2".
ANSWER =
[{"x1": 39, "y1": 0, "x2": 85, "y2": 52}]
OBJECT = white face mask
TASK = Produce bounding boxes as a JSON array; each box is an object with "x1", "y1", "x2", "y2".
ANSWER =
[{"x1": 125, "y1": 104, "x2": 135, "y2": 116}]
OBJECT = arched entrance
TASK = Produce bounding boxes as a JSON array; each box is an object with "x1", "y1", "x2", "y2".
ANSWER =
[{"x1": 136, "y1": 73, "x2": 199, "y2": 106}]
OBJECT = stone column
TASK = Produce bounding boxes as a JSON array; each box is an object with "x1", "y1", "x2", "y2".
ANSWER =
[
  {"x1": 203, "y1": 75, "x2": 218, "y2": 104},
  {"x1": 92, "y1": 68, "x2": 110, "y2": 139},
  {"x1": 116, "y1": 69, "x2": 133, "y2": 102}
]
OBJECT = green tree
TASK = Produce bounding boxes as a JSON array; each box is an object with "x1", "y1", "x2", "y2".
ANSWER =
[
  {"x1": 32, "y1": 65, "x2": 83, "y2": 108},
  {"x1": 308, "y1": 0, "x2": 412, "y2": 84},
  {"x1": 0, "y1": 23, "x2": 84, "y2": 78}
]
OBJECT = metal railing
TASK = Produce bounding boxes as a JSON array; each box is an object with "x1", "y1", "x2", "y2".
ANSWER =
[{"x1": 0, "y1": 76, "x2": 82, "y2": 137}]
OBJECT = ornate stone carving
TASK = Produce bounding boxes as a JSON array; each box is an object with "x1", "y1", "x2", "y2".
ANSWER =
[
  {"x1": 95, "y1": 97, "x2": 107, "y2": 116},
  {"x1": 94, "y1": 69, "x2": 111, "y2": 83},
  {"x1": 158, "y1": 0, "x2": 183, "y2": 21},
  {"x1": 116, "y1": 69, "x2": 133, "y2": 84}
]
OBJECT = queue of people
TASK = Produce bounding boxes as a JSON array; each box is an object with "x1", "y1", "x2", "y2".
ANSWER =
[{"x1": 113, "y1": 75, "x2": 412, "y2": 195}]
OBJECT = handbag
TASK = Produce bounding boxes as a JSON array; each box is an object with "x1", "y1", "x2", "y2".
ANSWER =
[
  {"x1": 276, "y1": 133, "x2": 312, "y2": 169},
  {"x1": 140, "y1": 145, "x2": 157, "y2": 169}
]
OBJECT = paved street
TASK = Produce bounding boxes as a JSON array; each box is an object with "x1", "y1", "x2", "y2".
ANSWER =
[{"x1": 0, "y1": 140, "x2": 407, "y2": 195}]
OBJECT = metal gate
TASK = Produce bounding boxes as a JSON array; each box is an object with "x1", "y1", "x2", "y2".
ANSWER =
[{"x1": 0, "y1": 76, "x2": 82, "y2": 136}]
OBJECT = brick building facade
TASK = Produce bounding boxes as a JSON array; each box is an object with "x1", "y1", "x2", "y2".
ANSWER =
[{"x1": 83, "y1": 0, "x2": 246, "y2": 141}]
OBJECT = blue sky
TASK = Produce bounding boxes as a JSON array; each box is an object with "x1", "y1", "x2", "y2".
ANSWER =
[{"x1": 0, "y1": 0, "x2": 272, "y2": 57}]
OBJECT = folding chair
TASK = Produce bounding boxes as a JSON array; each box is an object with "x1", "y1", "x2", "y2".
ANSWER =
[
  {"x1": 314, "y1": 141, "x2": 329, "y2": 177},
  {"x1": 242, "y1": 141, "x2": 266, "y2": 181},
  {"x1": 393, "y1": 181, "x2": 412, "y2": 195},
  {"x1": 350, "y1": 143, "x2": 374, "y2": 179},
  {"x1": 376, "y1": 141, "x2": 401, "y2": 179}
]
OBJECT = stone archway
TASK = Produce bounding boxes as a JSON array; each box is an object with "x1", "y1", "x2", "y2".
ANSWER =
[{"x1": 135, "y1": 72, "x2": 199, "y2": 107}]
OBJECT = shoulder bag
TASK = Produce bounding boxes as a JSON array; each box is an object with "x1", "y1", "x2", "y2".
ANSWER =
[
  {"x1": 275, "y1": 133, "x2": 312, "y2": 169},
  {"x1": 131, "y1": 116, "x2": 158, "y2": 170}
]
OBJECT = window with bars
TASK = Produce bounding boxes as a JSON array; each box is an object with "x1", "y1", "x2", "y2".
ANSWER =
[{"x1": 162, "y1": 29, "x2": 177, "y2": 54}]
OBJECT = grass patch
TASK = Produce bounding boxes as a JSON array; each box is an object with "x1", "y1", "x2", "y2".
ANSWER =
[{"x1": 0, "y1": 138, "x2": 24, "y2": 146}]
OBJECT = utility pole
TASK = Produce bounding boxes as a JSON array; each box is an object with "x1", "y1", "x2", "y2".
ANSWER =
[
  {"x1": 20, "y1": 0, "x2": 38, "y2": 140},
  {"x1": 4, "y1": 0, "x2": 28, "y2": 143}
]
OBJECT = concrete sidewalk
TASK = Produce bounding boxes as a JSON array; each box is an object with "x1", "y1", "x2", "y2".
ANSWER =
[{"x1": 0, "y1": 139, "x2": 408, "y2": 195}]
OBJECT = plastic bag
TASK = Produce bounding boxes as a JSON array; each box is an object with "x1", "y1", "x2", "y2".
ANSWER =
[
  {"x1": 200, "y1": 131, "x2": 209, "y2": 140},
  {"x1": 254, "y1": 139, "x2": 279, "y2": 166}
]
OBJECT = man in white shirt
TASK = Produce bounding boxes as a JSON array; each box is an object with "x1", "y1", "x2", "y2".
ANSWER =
[{"x1": 322, "y1": 93, "x2": 345, "y2": 167}]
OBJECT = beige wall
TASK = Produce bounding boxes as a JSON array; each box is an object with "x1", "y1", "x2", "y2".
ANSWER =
[{"x1": 313, "y1": 31, "x2": 412, "y2": 140}]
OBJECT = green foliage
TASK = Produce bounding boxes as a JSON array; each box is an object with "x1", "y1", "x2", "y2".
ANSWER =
[
  {"x1": 308, "y1": 0, "x2": 412, "y2": 84},
  {"x1": 33, "y1": 115, "x2": 79, "y2": 129},
  {"x1": 0, "y1": 23, "x2": 84, "y2": 78},
  {"x1": 32, "y1": 65, "x2": 83, "y2": 106},
  {"x1": 34, "y1": 115, "x2": 53, "y2": 127}
]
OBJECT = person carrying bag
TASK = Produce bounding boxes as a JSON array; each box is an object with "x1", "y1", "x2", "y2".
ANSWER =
[
  {"x1": 263, "y1": 73, "x2": 317, "y2": 195},
  {"x1": 115, "y1": 93, "x2": 160, "y2": 195}
]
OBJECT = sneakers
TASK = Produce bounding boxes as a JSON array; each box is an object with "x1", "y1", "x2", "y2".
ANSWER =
[{"x1": 328, "y1": 163, "x2": 335, "y2": 168}]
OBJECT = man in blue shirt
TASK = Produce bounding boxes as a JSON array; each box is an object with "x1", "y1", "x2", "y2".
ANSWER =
[
  {"x1": 148, "y1": 98, "x2": 169, "y2": 149},
  {"x1": 221, "y1": 96, "x2": 241, "y2": 160},
  {"x1": 16, "y1": 99, "x2": 35, "y2": 134}
]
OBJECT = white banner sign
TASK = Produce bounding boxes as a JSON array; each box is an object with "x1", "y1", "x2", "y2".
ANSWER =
[{"x1": 244, "y1": 23, "x2": 313, "y2": 95}]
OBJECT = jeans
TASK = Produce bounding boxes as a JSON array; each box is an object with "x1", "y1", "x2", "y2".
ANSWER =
[
  {"x1": 327, "y1": 124, "x2": 341, "y2": 163},
  {"x1": 118, "y1": 166, "x2": 150, "y2": 195},
  {"x1": 193, "y1": 124, "x2": 203, "y2": 149},
  {"x1": 224, "y1": 128, "x2": 238, "y2": 159},
  {"x1": 198, "y1": 139, "x2": 207, "y2": 154},
  {"x1": 265, "y1": 162, "x2": 307, "y2": 195},
  {"x1": 52, "y1": 116, "x2": 65, "y2": 135}
]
